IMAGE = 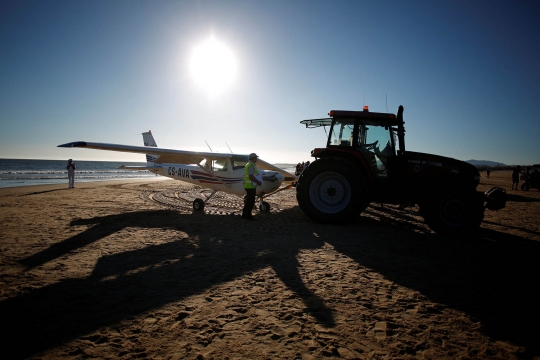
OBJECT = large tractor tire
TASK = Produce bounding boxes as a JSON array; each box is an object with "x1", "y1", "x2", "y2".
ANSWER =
[
  {"x1": 419, "y1": 188, "x2": 484, "y2": 236},
  {"x1": 296, "y1": 157, "x2": 370, "y2": 223}
]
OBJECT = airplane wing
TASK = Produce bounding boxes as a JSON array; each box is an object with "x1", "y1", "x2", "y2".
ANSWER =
[
  {"x1": 57, "y1": 141, "x2": 298, "y2": 181},
  {"x1": 57, "y1": 141, "x2": 232, "y2": 164}
]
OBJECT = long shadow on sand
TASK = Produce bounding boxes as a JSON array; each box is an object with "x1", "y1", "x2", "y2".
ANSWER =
[
  {"x1": 325, "y1": 207, "x2": 540, "y2": 358},
  {"x1": 4, "y1": 209, "x2": 330, "y2": 359},
  {"x1": 506, "y1": 193, "x2": 540, "y2": 203},
  {"x1": 3, "y1": 207, "x2": 540, "y2": 358}
]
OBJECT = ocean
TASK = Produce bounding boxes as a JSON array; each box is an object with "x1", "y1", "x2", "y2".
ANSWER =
[
  {"x1": 0, "y1": 159, "x2": 297, "y2": 189},
  {"x1": 0, "y1": 159, "x2": 157, "y2": 188}
]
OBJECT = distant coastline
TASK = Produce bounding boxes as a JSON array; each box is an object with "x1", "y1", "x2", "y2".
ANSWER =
[{"x1": 0, "y1": 158, "x2": 297, "y2": 189}]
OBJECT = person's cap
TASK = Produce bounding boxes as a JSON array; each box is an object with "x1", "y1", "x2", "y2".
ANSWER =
[
  {"x1": 68, "y1": 159, "x2": 72, "y2": 162},
  {"x1": 249, "y1": 153, "x2": 258, "y2": 159}
]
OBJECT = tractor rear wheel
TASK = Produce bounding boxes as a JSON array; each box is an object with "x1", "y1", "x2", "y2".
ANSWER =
[
  {"x1": 419, "y1": 189, "x2": 484, "y2": 236},
  {"x1": 296, "y1": 157, "x2": 369, "y2": 223}
]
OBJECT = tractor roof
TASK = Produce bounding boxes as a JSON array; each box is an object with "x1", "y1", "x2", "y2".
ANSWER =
[{"x1": 301, "y1": 109, "x2": 401, "y2": 128}]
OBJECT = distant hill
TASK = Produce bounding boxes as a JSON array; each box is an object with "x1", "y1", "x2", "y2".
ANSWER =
[{"x1": 466, "y1": 160, "x2": 506, "y2": 167}]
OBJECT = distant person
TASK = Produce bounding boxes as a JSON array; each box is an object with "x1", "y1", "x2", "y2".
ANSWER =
[
  {"x1": 486, "y1": 168, "x2": 491, "y2": 178},
  {"x1": 242, "y1": 153, "x2": 262, "y2": 220},
  {"x1": 66, "y1": 159, "x2": 76, "y2": 188},
  {"x1": 296, "y1": 163, "x2": 302, "y2": 176},
  {"x1": 523, "y1": 166, "x2": 531, "y2": 189},
  {"x1": 511, "y1": 165, "x2": 520, "y2": 190}
]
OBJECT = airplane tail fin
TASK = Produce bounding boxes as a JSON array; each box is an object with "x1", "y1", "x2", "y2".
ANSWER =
[{"x1": 143, "y1": 131, "x2": 159, "y2": 166}]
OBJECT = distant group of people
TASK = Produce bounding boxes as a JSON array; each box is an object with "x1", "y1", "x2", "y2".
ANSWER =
[
  {"x1": 295, "y1": 161, "x2": 311, "y2": 176},
  {"x1": 511, "y1": 165, "x2": 539, "y2": 191}
]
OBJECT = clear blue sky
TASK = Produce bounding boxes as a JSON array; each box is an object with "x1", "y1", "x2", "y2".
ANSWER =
[{"x1": 1, "y1": 0, "x2": 539, "y2": 165}]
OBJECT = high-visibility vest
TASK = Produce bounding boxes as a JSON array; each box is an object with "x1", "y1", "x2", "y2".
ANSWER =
[{"x1": 244, "y1": 161, "x2": 259, "y2": 189}]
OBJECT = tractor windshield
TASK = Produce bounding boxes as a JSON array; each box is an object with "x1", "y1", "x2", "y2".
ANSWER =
[{"x1": 329, "y1": 118, "x2": 355, "y2": 146}]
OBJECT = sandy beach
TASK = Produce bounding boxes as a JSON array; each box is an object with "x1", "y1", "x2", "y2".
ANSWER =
[{"x1": 1, "y1": 170, "x2": 539, "y2": 359}]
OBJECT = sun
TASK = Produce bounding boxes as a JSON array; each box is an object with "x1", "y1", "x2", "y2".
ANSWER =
[{"x1": 189, "y1": 37, "x2": 237, "y2": 97}]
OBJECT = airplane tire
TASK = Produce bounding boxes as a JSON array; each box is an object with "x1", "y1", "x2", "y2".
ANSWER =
[
  {"x1": 521, "y1": 183, "x2": 529, "y2": 191},
  {"x1": 296, "y1": 157, "x2": 369, "y2": 223},
  {"x1": 259, "y1": 201, "x2": 270, "y2": 212},
  {"x1": 419, "y1": 189, "x2": 484, "y2": 236},
  {"x1": 193, "y1": 198, "x2": 205, "y2": 211}
]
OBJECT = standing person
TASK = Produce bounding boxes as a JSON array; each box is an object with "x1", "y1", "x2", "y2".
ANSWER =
[
  {"x1": 66, "y1": 159, "x2": 76, "y2": 188},
  {"x1": 242, "y1": 153, "x2": 262, "y2": 220},
  {"x1": 487, "y1": 168, "x2": 491, "y2": 178},
  {"x1": 523, "y1": 166, "x2": 531, "y2": 190},
  {"x1": 511, "y1": 165, "x2": 520, "y2": 190}
]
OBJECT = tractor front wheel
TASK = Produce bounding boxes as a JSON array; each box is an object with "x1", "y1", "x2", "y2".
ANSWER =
[{"x1": 296, "y1": 157, "x2": 369, "y2": 223}]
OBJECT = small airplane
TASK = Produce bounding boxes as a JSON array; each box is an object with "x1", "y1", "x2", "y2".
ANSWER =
[{"x1": 58, "y1": 131, "x2": 297, "y2": 212}]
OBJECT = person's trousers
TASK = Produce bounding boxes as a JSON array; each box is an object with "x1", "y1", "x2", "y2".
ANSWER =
[
  {"x1": 68, "y1": 173, "x2": 75, "y2": 188},
  {"x1": 242, "y1": 188, "x2": 256, "y2": 218}
]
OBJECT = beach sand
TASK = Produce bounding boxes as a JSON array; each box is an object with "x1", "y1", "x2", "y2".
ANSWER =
[{"x1": 1, "y1": 171, "x2": 539, "y2": 359}]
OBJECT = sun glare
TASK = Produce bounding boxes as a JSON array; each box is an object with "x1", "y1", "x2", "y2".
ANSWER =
[{"x1": 190, "y1": 37, "x2": 237, "y2": 97}]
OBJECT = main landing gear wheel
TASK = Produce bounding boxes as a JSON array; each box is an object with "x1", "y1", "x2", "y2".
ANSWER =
[
  {"x1": 193, "y1": 198, "x2": 205, "y2": 211},
  {"x1": 521, "y1": 183, "x2": 530, "y2": 191},
  {"x1": 259, "y1": 201, "x2": 270, "y2": 212}
]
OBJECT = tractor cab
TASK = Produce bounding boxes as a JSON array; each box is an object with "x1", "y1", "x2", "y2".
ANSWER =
[{"x1": 300, "y1": 106, "x2": 405, "y2": 182}]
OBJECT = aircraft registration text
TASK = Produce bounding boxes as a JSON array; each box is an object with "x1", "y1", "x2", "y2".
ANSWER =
[{"x1": 168, "y1": 167, "x2": 190, "y2": 178}]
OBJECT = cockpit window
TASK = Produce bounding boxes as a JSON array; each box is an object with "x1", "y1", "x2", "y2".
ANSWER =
[
  {"x1": 212, "y1": 159, "x2": 228, "y2": 171},
  {"x1": 231, "y1": 155, "x2": 249, "y2": 170}
]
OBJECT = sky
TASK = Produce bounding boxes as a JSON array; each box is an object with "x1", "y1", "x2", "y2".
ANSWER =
[{"x1": 1, "y1": 0, "x2": 539, "y2": 165}]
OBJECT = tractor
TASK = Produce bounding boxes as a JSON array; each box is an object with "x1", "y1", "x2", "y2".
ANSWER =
[{"x1": 296, "y1": 105, "x2": 506, "y2": 235}]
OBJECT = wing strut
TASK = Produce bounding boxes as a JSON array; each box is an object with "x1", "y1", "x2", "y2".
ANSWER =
[{"x1": 204, "y1": 189, "x2": 218, "y2": 203}]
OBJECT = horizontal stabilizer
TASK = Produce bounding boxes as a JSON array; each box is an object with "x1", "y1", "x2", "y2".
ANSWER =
[
  {"x1": 262, "y1": 175, "x2": 278, "y2": 182},
  {"x1": 257, "y1": 159, "x2": 297, "y2": 182}
]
